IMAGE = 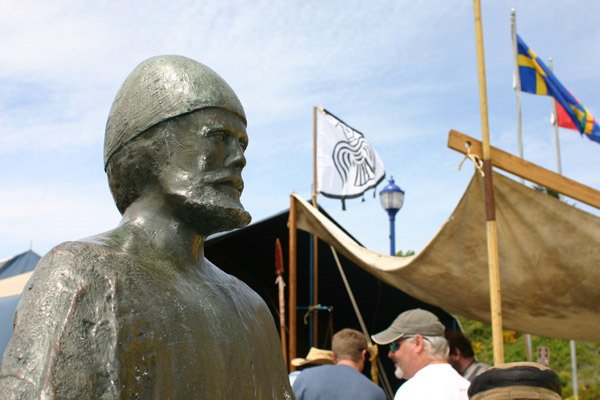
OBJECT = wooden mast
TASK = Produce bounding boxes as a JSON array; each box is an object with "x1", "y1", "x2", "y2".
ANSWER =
[{"x1": 472, "y1": 0, "x2": 504, "y2": 365}]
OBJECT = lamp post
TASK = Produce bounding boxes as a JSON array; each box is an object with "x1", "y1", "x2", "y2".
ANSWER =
[{"x1": 379, "y1": 177, "x2": 405, "y2": 256}]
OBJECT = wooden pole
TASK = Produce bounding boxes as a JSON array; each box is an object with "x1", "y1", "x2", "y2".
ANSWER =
[
  {"x1": 548, "y1": 58, "x2": 579, "y2": 398},
  {"x1": 288, "y1": 195, "x2": 298, "y2": 370},
  {"x1": 472, "y1": 0, "x2": 504, "y2": 365},
  {"x1": 311, "y1": 106, "x2": 319, "y2": 346},
  {"x1": 447, "y1": 130, "x2": 600, "y2": 209}
]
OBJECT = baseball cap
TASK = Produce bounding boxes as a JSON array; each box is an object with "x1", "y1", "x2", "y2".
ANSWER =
[{"x1": 371, "y1": 308, "x2": 445, "y2": 345}]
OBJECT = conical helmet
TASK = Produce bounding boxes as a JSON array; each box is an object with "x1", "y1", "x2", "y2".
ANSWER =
[{"x1": 104, "y1": 55, "x2": 246, "y2": 168}]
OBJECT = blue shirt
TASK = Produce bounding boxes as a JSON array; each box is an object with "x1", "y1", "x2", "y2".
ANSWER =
[{"x1": 292, "y1": 364, "x2": 386, "y2": 400}]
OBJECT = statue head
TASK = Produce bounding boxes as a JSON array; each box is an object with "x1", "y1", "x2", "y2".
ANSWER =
[{"x1": 105, "y1": 56, "x2": 251, "y2": 235}]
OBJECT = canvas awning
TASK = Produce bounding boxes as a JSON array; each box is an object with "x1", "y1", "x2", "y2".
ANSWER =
[{"x1": 293, "y1": 171, "x2": 600, "y2": 342}]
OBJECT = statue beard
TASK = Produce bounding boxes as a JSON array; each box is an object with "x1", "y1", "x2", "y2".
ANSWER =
[{"x1": 166, "y1": 191, "x2": 252, "y2": 236}]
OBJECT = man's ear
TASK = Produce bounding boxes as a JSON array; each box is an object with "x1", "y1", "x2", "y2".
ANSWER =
[
  {"x1": 361, "y1": 349, "x2": 367, "y2": 362},
  {"x1": 333, "y1": 353, "x2": 338, "y2": 364},
  {"x1": 413, "y1": 334, "x2": 426, "y2": 352}
]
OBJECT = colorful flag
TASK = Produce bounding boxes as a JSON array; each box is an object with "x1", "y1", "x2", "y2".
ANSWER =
[
  {"x1": 517, "y1": 35, "x2": 600, "y2": 144},
  {"x1": 554, "y1": 100, "x2": 577, "y2": 130},
  {"x1": 316, "y1": 108, "x2": 385, "y2": 203}
]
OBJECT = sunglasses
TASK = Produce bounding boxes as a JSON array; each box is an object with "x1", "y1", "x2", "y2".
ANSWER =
[
  {"x1": 389, "y1": 335, "x2": 431, "y2": 352},
  {"x1": 389, "y1": 336, "x2": 413, "y2": 352},
  {"x1": 389, "y1": 340, "x2": 401, "y2": 353}
]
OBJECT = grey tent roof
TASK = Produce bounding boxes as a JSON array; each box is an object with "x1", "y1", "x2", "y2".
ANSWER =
[{"x1": 0, "y1": 250, "x2": 40, "y2": 279}]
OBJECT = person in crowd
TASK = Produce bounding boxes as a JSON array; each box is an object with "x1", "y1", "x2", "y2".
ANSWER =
[
  {"x1": 446, "y1": 330, "x2": 490, "y2": 382},
  {"x1": 372, "y1": 308, "x2": 470, "y2": 399},
  {"x1": 292, "y1": 328, "x2": 386, "y2": 400},
  {"x1": 289, "y1": 347, "x2": 334, "y2": 386},
  {"x1": 468, "y1": 361, "x2": 562, "y2": 399}
]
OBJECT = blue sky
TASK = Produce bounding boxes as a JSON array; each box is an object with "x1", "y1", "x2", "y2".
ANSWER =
[{"x1": 1, "y1": 1, "x2": 599, "y2": 259}]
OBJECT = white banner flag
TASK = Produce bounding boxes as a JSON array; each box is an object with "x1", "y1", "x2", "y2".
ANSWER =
[{"x1": 316, "y1": 108, "x2": 385, "y2": 201}]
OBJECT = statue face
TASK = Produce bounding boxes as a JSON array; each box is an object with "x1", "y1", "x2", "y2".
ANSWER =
[{"x1": 157, "y1": 108, "x2": 251, "y2": 234}]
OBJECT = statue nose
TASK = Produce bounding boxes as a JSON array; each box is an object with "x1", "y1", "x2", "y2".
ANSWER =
[{"x1": 225, "y1": 139, "x2": 246, "y2": 169}]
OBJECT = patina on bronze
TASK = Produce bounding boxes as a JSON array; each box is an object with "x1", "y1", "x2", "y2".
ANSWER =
[{"x1": 0, "y1": 56, "x2": 294, "y2": 400}]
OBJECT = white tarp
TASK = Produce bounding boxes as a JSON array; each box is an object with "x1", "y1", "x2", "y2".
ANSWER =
[{"x1": 294, "y1": 172, "x2": 600, "y2": 342}]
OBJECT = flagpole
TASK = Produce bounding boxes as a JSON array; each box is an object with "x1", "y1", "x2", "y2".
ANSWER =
[
  {"x1": 313, "y1": 106, "x2": 318, "y2": 206},
  {"x1": 548, "y1": 58, "x2": 578, "y2": 399},
  {"x1": 511, "y1": 9, "x2": 524, "y2": 160},
  {"x1": 311, "y1": 106, "x2": 319, "y2": 347},
  {"x1": 511, "y1": 8, "x2": 534, "y2": 363},
  {"x1": 548, "y1": 58, "x2": 564, "y2": 175},
  {"x1": 473, "y1": 0, "x2": 504, "y2": 365}
]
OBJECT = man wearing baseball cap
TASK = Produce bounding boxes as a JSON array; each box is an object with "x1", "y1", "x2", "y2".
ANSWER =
[{"x1": 372, "y1": 309, "x2": 470, "y2": 399}]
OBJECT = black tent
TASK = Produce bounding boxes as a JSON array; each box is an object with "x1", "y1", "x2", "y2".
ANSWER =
[{"x1": 205, "y1": 206, "x2": 457, "y2": 391}]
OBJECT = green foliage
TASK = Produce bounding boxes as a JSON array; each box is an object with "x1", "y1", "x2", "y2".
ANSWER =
[
  {"x1": 459, "y1": 316, "x2": 600, "y2": 399},
  {"x1": 395, "y1": 249, "x2": 415, "y2": 257}
]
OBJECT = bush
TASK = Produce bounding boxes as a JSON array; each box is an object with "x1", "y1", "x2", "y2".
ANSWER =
[{"x1": 459, "y1": 317, "x2": 600, "y2": 399}]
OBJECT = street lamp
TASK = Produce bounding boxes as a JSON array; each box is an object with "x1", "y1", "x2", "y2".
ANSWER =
[{"x1": 379, "y1": 177, "x2": 405, "y2": 256}]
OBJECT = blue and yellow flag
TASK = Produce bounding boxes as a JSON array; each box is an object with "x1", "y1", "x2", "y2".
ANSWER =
[{"x1": 517, "y1": 35, "x2": 600, "y2": 144}]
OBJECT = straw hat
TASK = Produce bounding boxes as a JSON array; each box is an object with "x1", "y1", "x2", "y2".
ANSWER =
[{"x1": 291, "y1": 347, "x2": 335, "y2": 367}]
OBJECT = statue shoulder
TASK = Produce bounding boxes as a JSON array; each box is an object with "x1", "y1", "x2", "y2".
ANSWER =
[
  {"x1": 30, "y1": 240, "x2": 117, "y2": 283},
  {"x1": 1, "y1": 241, "x2": 121, "y2": 399},
  {"x1": 19, "y1": 240, "x2": 121, "y2": 319}
]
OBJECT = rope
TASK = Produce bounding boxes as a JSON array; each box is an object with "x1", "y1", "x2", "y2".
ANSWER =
[
  {"x1": 329, "y1": 245, "x2": 394, "y2": 400},
  {"x1": 301, "y1": 304, "x2": 332, "y2": 325},
  {"x1": 298, "y1": 305, "x2": 335, "y2": 348},
  {"x1": 368, "y1": 343, "x2": 379, "y2": 383},
  {"x1": 458, "y1": 143, "x2": 485, "y2": 177}
]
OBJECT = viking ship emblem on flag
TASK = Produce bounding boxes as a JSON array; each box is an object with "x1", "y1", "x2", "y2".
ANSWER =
[{"x1": 316, "y1": 108, "x2": 385, "y2": 201}]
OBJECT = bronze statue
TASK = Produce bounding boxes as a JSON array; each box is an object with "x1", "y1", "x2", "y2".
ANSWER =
[{"x1": 0, "y1": 56, "x2": 294, "y2": 399}]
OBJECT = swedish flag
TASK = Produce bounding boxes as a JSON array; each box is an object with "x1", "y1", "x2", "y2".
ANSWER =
[{"x1": 517, "y1": 35, "x2": 600, "y2": 144}]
